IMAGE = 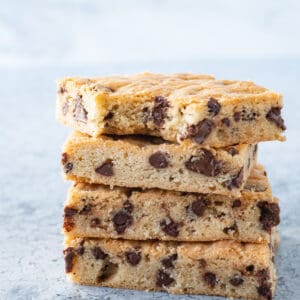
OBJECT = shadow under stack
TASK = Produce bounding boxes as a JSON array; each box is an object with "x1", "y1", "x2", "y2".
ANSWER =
[{"x1": 57, "y1": 73, "x2": 285, "y2": 300}]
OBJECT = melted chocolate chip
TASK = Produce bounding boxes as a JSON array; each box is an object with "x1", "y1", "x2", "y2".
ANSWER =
[
  {"x1": 186, "y1": 119, "x2": 214, "y2": 144},
  {"x1": 221, "y1": 117, "x2": 230, "y2": 127},
  {"x1": 233, "y1": 112, "x2": 241, "y2": 122},
  {"x1": 207, "y1": 97, "x2": 221, "y2": 116},
  {"x1": 152, "y1": 96, "x2": 169, "y2": 127},
  {"x1": 90, "y1": 218, "x2": 101, "y2": 228},
  {"x1": 185, "y1": 149, "x2": 223, "y2": 177},
  {"x1": 232, "y1": 199, "x2": 241, "y2": 208},
  {"x1": 58, "y1": 86, "x2": 67, "y2": 94},
  {"x1": 149, "y1": 151, "x2": 169, "y2": 168},
  {"x1": 64, "y1": 162, "x2": 73, "y2": 173},
  {"x1": 112, "y1": 211, "x2": 133, "y2": 234},
  {"x1": 226, "y1": 147, "x2": 239, "y2": 156},
  {"x1": 203, "y1": 272, "x2": 217, "y2": 287},
  {"x1": 79, "y1": 204, "x2": 92, "y2": 215},
  {"x1": 156, "y1": 270, "x2": 175, "y2": 287},
  {"x1": 227, "y1": 168, "x2": 244, "y2": 189},
  {"x1": 199, "y1": 259, "x2": 207, "y2": 268},
  {"x1": 73, "y1": 95, "x2": 88, "y2": 122},
  {"x1": 92, "y1": 246, "x2": 107, "y2": 260},
  {"x1": 63, "y1": 247, "x2": 75, "y2": 273},
  {"x1": 266, "y1": 107, "x2": 286, "y2": 130},
  {"x1": 104, "y1": 111, "x2": 114, "y2": 121},
  {"x1": 64, "y1": 206, "x2": 78, "y2": 218},
  {"x1": 229, "y1": 275, "x2": 244, "y2": 286},
  {"x1": 257, "y1": 283, "x2": 272, "y2": 299},
  {"x1": 257, "y1": 201, "x2": 280, "y2": 232},
  {"x1": 191, "y1": 196, "x2": 211, "y2": 217},
  {"x1": 125, "y1": 251, "x2": 141, "y2": 266},
  {"x1": 160, "y1": 217, "x2": 180, "y2": 237},
  {"x1": 123, "y1": 200, "x2": 134, "y2": 214},
  {"x1": 95, "y1": 160, "x2": 114, "y2": 176},
  {"x1": 61, "y1": 152, "x2": 68, "y2": 164},
  {"x1": 77, "y1": 241, "x2": 85, "y2": 256},
  {"x1": 246, "y1": 265, "x2": 254, "y2": 273},
  {"x1": 161, "y1": 254, "x2": 177, "y2": 269}
]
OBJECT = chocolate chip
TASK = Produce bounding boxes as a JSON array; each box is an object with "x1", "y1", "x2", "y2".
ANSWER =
[
  {"x1": 233, "y1": 112, "x2": 241, "y2": 122},
  {"x1": 149, "y1": 151, "x2": 169, "y2": 168},
  {"x1": 186, "y1": 119, "x2": 214, "y2": 144},
  {"x1": 125, "y1": 251, "x2": 141, "y2": 266},
  {"x1": 98, "y1": 261, "x2": 118, "y2": 282},
  {"x1": 152, "y1": 96, "x2": 169, "y2": 127},
  {"x1": 58, "y1": 86, "x2": 67, "y2": 94},
  {"x1": 221, "y1": 118, "x2": 230, "y2": 127},
  {"x1": 63, "y1": 220, "x2": 75, "y2": 232},
  {"x1": 90, "y1": 218, "x2": 101, "y2": 228},
  {"x1": 226, "y1": 147, "x2": 239, "y2": 156},
  {"x1": 73, "y1": 95, "x2": 88, "y2": 122},
  {"x1": 104, "y1": 111, "x2": 114, "y2": 121},
  {"x1": 156, "y1": 270, "x2": 175, "y2": 287},
  {"x1": 199, "y1": 259, "x2": 207, "y2": 268},
  {"x1": 95, "y1": 160, "x2": 114, "y2": 176},
  {"x1": 63, "y1": 247, "x2": 75, "y2": 273},
  {"x1": 185, "y1": 149, "x2": 223, "y2": 177},
  {"x1": 214, "y1": 201, "x2": 223, "y2": 206},
  {"x1": 64, "y1": 162, "x2": 73, "y2": 173},
  {"x1": 61, "y1": 152, "x2": 68, "y2": 164},
  {"x1": 227, "y1": 168, "x2": 244, "y2": 189},
  {"x1": 161, "y1": 254, "x2": 177, "y2": 269},
  {"x1": 266, "y1": 107, "x2": 286, "y2": 130},
  {"x1": 246, "y1": 265, "x2": 254, "y2": 272},
  {"x1": 64, "y1": 206, "x2": 78, "y2": 218},
  {"x1": 123, "y1": 200, "x2": 133, "y2": 213},
  {"x1": 112, "y1": 211, "x2": 133, "y2": 234},
  {"x1": 229, "y1": 275, "x2": 244, "y2": 286},
  {"x1": 191, "y1": 196, "x2": 211, "y2": 217},
  {"x1": 160, "y1": 217, "x2": 180, "y2": 237},
  {"x1": 223, "y1": 223, "x2": 238, "y2": 234},
  {"x1": 232, "y1": 199, "x2": 241, "y2": 208},
  {"x1": 203, "y1": 272, "x2": 217, "y2": 287},
  {"x1": 257, "y1": 269, "x2": 270, "y2": 283},
  {"x1": 257, "y1": 202, "x2": 280, "y2": 232},
  {"x1": 92, "y1": 246, "x2": 107, "y2": 260},
  {"x1": 77, "y1": 241, "x2": 85, "y2": 256},
  {"x1": 62, "y1": 102, "x2": 69, "y2": 115},
  {"x1": 79, "y1": 204, "x2": 92, "y2": 215},
  {"x1": 207, "y1": 97, "x2": 221, "y2": 116},
  {"x1": 257, "y1": 283, "x2": 272, "y2": 300}
]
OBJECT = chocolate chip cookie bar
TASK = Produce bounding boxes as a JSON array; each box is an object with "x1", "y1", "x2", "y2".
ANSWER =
[
  {"x1": 64, "y1": 233, "x2": 278, "y2": 299},
  {"x1": 62, "y1": 132, "x2": 257, "y2": 196},
  {"x1": 56, "y1": 73, "x2": 286, "y2": 148},
  {"x1": 63, "y1": 165, "x2": 279, "y2": 243}
]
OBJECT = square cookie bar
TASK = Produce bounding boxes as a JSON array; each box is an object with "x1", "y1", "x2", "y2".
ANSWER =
[
  {"x1": 57, "y1": 73, "x2": 285, "y2": 148},
  {"x1": 62, "y1": 132, "x2": 257, "y2": 196},
  {"x1": 63, "y1": 165, "x2": 279, "y2": 243},
  {"x1": 64, "y1": 234, "x2": 278, "y2": 299}
]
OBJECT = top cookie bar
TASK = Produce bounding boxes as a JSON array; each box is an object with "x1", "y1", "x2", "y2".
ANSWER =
[{"x1": 56, "y1": 72, "x2": 286, "y2": 147}]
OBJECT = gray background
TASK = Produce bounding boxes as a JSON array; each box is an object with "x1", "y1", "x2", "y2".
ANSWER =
[{"x1": 0, "y1": 1, "x2": 299, "y2": 299}]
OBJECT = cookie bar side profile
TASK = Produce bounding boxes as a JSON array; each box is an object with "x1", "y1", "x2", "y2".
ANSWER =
[
  {"x1": 61, "y1": 132, "x2": 257, "y2": 196},
  {"x1": 56, "y1": 73, "x2": 286, "y2": 147},
  {"x1": 64, "y1": 236, "x2": 277, "y2": 299},
  {"x1": 63, "y1": 165, "x2": 280, "y2": 243}
]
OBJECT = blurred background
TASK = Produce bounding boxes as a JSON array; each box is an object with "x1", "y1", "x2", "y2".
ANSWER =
[{"x1": 0, "y1": 1, "x2": 299, "y2": 299}]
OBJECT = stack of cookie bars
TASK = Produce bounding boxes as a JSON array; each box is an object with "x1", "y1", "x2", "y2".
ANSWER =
[{"x1": 57, "y1": 73, "x2": 286, "y2": 300}]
